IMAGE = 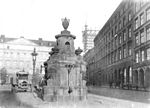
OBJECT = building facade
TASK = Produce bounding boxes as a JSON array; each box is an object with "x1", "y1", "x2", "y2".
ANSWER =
[
  {"x1": 82, "y1": 25, "x2": 99, "y2": 53},
  {"x1": 0, "y1": 35, "x2": 55, "y2": 80},
  {"x1": 92, "y1": 0, "x2": 150, "y2": 90},
  {"x1": 83, "y1": 48, "x2": 97, "y2": 85}
]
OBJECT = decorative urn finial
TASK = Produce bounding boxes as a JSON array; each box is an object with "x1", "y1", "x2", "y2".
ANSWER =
[
  {"x1": 62, "y1": 17, "x2": 70, "y2": 30},
  {"x1": 75, "y1": 47, "x2": 83, "y2": 55}
]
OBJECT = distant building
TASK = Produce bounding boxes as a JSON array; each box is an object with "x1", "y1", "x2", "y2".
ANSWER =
[
  {"x1": 82, "y1": 25, "x2": 99, "y2": 53},
  {"x1": 89, "y1": 0, "x2": 150, "y2": 91},
  {"x1": 0, "y1": 35, "x2": 55, "y2": 77},
  {"x1": 83, "y1": 48, "x2": 96, "y2": 85}
]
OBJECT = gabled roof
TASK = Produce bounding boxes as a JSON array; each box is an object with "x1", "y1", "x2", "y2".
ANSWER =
[
  {"x1": 6, "y1": 37, "x2": 37, "y2": 46},
  {"x1": 0, "y1": 35, "x2": 56, "y2": 47}
]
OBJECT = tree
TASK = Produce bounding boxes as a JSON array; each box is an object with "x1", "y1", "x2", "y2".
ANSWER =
[{"x1": 0, "y1": 67, "x2": 7, "y2": 85}]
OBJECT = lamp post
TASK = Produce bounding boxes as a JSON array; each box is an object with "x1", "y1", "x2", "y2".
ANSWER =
[{"x1": 31, "y1": 48, "x2": 38, "y2": 85}]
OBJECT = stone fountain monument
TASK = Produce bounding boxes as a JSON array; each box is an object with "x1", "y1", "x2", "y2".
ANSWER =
[{"x1": 42, "y1": 18, "x2": 87, "y2": 102}]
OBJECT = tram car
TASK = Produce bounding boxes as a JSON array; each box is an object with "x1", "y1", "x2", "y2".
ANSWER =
[{"x1": 11, "y1": 70, "x2": 31, "y2": 92}]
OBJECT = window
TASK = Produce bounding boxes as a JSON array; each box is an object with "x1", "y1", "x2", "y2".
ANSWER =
[
  {"x1": 129, "y1": 67, "x2": 132, "y2": 84},
  {"x1": 109, "y1": 54, "x2": 111, "y2": 64},
  {"x1": 146, "y1": 27, "x2": 150, "y2": 41},
  {"x1": 115, "y1": 37, "x2": 118, "y2": 47},
  {"x1": 119, "y1": 49, "x2": 121, "y2": 60},
  {"x1": 119, "y1": 34, "x2": 122, "y2": 44},
  {"x1": 135, "y1": 3, "x2": 137, "y2": 12},
  {"x1": 140, "y1": 29, "x2": 145, "y2": 43},
  {"x1": 7, "y1": 46, "x2": 10, "y2": 49},
  {"x1": 136, "y1": 52, "x2": 139, "y2": 63},
  {"x1": 135, "y1": 2, "x2": 139, "y2": 13},
  {"x1": 147, "y1": 48, "x2": 150, "y2": 60},
  {"x1": 115, "y1": 25, "x2": 117, "y2": 34},
  {"x1": 128, "y1": 44, "x2": 132, "y2": 56},
  {"x1": 111, "y1": 52, "x2": 114, "y2": 63},
  {"x1": 128, "y1": 26, "x2": 132, "y2": 38},
  {"x1": 48, "y1": 42, "x2": 51, "y2": 46},
  {"x1": 141, "y1": 50, "x2": 145, "y2": 62},
  {"x1": 123, "y1": 30, "x2": 126, "y2": 41},
  {"x1": 140, "y1": 13, "x2": 144, "y2": 25},
  {"x1": 135, "y1": 18, "x2": 138, "y2": 29},
  {"x1": 128, "y1": 12, "x2": 132, "y2": 21},
  {"x1": 115, "y1": 51, "x2": 117, "y2": 62},
  {"x1": 123, "y1": 46, "x2": 126, "y2": 58},
  {"x1": 119, "y1": 21, "x2": 121, "y2": 30},
  {"x1": 124, "y1": 68, "x2": 127, "y2": 85},
  {"x1": 140, "y1": 0, "x2": 144, "y2": 8},
  {"x1": 123, "y1": 16, "x2": 126, "y2": 26},
  {"x1": 135, "y1": 33, "x2": 139, "y2": 46},
  {"x1": 146, "y1": 8, "x2": 150, "y2": 21},
  {"x1": 112, "y1": 29, "x2": 113, "y2": 37},
  {"x1": 109, "y1": 32, "x2": 111, "y2": 40},
  {"x1": 124, "y1": 3, "x2": 128, "y2": 11},
  {"x1": 111, "y1": 40, "x2": 113, "y2": 50},
  {"x1": 120, "y1": 8, "x2": 123, "y2": 16},
  {"x1": 108, "y1": 43, "x2": 110, "y2": 51}
]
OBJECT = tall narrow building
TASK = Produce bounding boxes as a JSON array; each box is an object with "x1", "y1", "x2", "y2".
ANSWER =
[{"x1": 82, "y1": 25, "x2": 99, "y2": 53}]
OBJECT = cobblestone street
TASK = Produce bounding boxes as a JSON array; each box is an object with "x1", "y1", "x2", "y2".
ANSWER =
[
  {"x1": 0, "y1": 84, "x2": 150, "y2": 108},
  {"x1": 15, "y1": 86, "x2": 150, "y2": 108},
  {"x1": 0, "y1": 84, "x2": 33, "y2": 108}
]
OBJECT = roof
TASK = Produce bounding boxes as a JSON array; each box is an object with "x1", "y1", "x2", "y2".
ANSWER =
[
  {"x1": 16, "y1": 71, "x2": 29, "y2": 75},
  {"x1": 0, "y1": 35, "x2": 56, "y2": 47}
]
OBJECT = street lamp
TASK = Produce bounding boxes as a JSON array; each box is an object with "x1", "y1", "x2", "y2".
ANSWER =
[{"x1": 31, "y1": 48, "x2": 38, "y2": 85}]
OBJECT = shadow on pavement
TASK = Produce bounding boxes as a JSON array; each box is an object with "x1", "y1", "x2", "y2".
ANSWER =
[
  {"x1": 88, "y1": 86, "x2": 150, "y2": 104},
  {"x1": 0, "y1": 91, "x2": 33, "y2": 108}
]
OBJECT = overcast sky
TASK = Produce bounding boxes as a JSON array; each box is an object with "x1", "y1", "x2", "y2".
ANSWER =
[{"x1": 0, "y1": 0, "x2": 122, "y2": 49}]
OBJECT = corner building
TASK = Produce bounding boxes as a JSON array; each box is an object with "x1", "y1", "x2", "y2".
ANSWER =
[
  {"x1": 0, "y1": 35, "x2": 55, "y2": 82},
  {"x1": 94, "y1": 0, "x2": 150, "y2": 90}
]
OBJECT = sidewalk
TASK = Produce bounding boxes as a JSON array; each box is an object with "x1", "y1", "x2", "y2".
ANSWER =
[
  {"x1": 0, "y1": 84, "x2": 11, "y2": 91},
  {"x1": 88, "y1": 86, "x2": 150, "y2": 104},
  {"x1": 16, "y1": 89, "x2": 150, "y2": 108}
]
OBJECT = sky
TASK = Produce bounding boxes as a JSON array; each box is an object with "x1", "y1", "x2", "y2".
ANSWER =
[{"x1": 0, "y1": 0, "x2": 122, "y2": 49}]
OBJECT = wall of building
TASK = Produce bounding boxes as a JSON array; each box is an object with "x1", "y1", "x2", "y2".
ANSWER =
[
  {"x1": 90, "y1": 0, "x2": 150, "y2": 91},
  {"x1": 0, "y1": 36, "x2": 55, "y2": 83}
]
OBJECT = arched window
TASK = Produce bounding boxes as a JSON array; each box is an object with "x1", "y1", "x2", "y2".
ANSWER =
[
  {"x1": 124, "y1": 68, "x2": 127, "y2": 85},
  {"x1": 65, "y1": 41, "x2": 70, "y2": 45},
  {"x1": 129, "y1": 67, "x2": 132, "y2": 84},
  {"x1": 65, "y1": 41, "x2": 70, "y2": 50}
]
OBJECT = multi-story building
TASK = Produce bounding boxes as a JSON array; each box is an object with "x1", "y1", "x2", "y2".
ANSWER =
[
  {"x1": 92, "y1": 0, "x2": 150, "y2": 90},
  {"x1": 0, "y1": 35, "x2": 55, "y2": 81},
  {"x1": 82, "y1": 25, "x2": 99, "y2": 53},
  {"x1": 83, "y1": 48, "x2": 97, "y2": 85},
  {"x1": 133, "y1": 0, "x2": 150, "y2": 90}
]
